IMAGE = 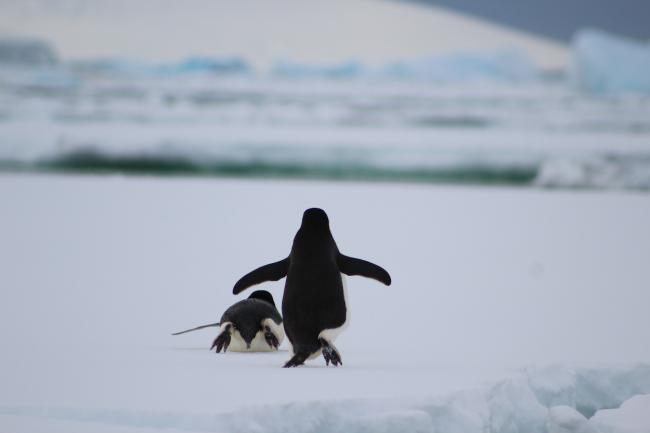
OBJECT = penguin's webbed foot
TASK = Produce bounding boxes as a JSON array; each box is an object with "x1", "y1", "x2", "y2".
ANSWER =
[
  {"x1": 210, "y1": 324, "x2": 231, "y2": 353},
  {"x1": 319, "y1": 338, "x2": 342, "y2": 367},
  {"x1": 264, "y1": 326, "x2": 280, "y2": 350},
  {"x1": 283, "y1": 352, "x2": 308, "y2": 368}
]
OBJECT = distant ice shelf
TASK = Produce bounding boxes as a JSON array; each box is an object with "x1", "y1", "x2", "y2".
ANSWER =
[{"x1": 2, "y1": 28, "x2": 650, "y2": 94}]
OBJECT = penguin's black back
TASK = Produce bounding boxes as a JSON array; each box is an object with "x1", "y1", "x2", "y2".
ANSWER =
[
  {"x1": 221, "y1": 296, "x2": 282, "y2": 326},
  {"x1": 281, "y1": 208, "x2": 346, "y2": 354}
]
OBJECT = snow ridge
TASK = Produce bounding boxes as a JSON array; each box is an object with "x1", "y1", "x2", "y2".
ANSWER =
[{"x1": 1, "y1": 364, "x2": 649, "y2": 433}]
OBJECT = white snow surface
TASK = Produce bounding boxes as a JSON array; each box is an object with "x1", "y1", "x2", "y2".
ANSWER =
[
  {"x1": 589, "y1": 394, "x2": 650, "y2": 433},
  {"x1": 1, "y1": 174, "x2": 650, "y2": 433}
]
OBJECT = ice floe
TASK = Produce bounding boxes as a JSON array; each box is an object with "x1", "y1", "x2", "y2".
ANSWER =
[{"x1": 1, "y1": 365, "x2": 648, "y2": 432}]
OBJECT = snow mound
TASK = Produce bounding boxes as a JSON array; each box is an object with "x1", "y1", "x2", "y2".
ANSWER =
[
  {"x1": 534, "y1": 154, "x2": 650, "y2": 190},
  {"x1": 572, "y1": 29, "x2": 650, "y2": 93},
  {"x1": 547, "y1": 406, "x2": 594, "y2": 433},
  {"x1": 1, "y1": 364, "x2": 649, "y2": 432},
  {"x1": 589, "y1": 394, "x2": 650, "y2": 433}
]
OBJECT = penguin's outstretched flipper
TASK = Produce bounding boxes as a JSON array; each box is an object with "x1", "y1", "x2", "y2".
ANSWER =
[
  {"x1": 338, "y1": 254, "x2": 391, "y2": 286},
  {"x1": 233, "y1": 258, "x2": 289, "y2": 295}
]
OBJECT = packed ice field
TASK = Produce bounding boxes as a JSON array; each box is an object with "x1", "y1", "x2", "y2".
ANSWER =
[
  {"x1": 1, "y1": 174, "x2": 650, "y2": 433},
  {"x1": 1, "y1": 30, "x2": 650, "y2": 189}
]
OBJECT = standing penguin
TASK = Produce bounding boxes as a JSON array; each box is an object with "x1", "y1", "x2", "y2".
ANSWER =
[
  {"x1": 172, "y1": 290, "x2": 284, "y2": 353},
  {"x1": 233, "y1": 208, "x2": 391, "y2": 367}
]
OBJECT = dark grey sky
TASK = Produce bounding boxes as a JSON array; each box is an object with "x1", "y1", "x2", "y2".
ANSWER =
[{"x1": 406, "y1": 0, "x2": 650, "y2": 42}]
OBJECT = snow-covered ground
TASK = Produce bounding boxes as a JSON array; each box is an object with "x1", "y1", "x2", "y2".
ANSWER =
[{"x1": 1, "y1": 173, "x2": 649, "y2": 432}]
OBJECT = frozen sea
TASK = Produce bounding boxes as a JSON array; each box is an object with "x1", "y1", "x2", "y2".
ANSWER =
[{"x1": 1, "y1": 54, "x2": 650, "y2": 190}]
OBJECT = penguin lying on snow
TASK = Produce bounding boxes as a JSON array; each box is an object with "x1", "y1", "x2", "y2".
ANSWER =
[
  {"x1": 233, "y1": 208, "x2": 391, "y2": 367},
  {"x1": 172, "y1": 290, "x2": 284, "y2": 352}
]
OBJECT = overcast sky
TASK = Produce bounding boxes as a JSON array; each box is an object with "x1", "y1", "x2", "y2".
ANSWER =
[{"x1": 411, "y1": 0, "x2": 650, "y2": 41}]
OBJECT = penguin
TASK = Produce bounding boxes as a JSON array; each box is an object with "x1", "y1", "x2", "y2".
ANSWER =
[
  {"x1": 232, "y1": 208, "x2": 391, "y2": 367},
  {"x1": 172, "y1": 290, "x2": 284, "y2": 353}
]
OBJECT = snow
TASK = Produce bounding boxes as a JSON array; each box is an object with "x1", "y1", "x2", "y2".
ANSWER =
[
  {"x1": 590, "y1": 394, "x2": 650, "y2": 433},
  {"x1": 2, "y1": 70, "x2": 650, "y2": 190},
  {"x1": 1, "y1": 173, "x2": 649, "y2": 432},
  {"x1": 547, "y1": 406, "x2": 593, "y2": 433},
  {"x1": 533, "y1": 155, "x2": 650, "y2": 190},
  {"x1": 572, "y1": 29, "x2": 650, "y2": 94},
  {"x1": 2, "y1": 363, "x2": 649, "y2": 432}
]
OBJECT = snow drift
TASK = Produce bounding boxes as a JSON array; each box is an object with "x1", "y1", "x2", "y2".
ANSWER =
[{"x1": 1, "y1": 364, "x2": 648, "y2": 433}]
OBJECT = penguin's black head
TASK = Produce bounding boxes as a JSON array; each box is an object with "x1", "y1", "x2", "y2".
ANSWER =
[
  {"x1": 248, "y1": 290, "x2": 276, "y2": 307},
  {"x1": 301, "y1": 208, "x2": 329, "y2": 229}
]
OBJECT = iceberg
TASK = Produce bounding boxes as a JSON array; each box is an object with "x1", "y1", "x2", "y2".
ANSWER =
[
  {"x1": 380, "y1": 49, "x2": 538, "y2": 82},
  {"x1": 271, "y1": 59, "x2": 364, "y2": 79},
  {"x1": 70, "y1": 57, "x2": 251, "y2": 77},
  {"x1": 270, "y1": 50, "x2": 538, "y2": 82},
  {"x1": 572, "y1": 29, "x2": 650, "y2": 93},
  {"x1": 0, "y1": 37, "x2": 58, "y2": 66},
  {"x1": 0, "y1": 38, "x2": 76, "y2": 91},
  {"x1": 165, "y1": 57, "x2": 250, "y2": 75}
]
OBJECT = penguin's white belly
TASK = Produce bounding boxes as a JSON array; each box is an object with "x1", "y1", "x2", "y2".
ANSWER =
[
  {"x1": 225, "y1": 319, "x2": 285, "y2": 352},
  {"x1": 227, "y1": 331, "x2": 274, "y2": 352}
]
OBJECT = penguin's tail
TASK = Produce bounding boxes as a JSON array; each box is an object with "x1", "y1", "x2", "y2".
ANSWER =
[{"x1": 171, "y1": 322, "x2": 220, "y2": 336}]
